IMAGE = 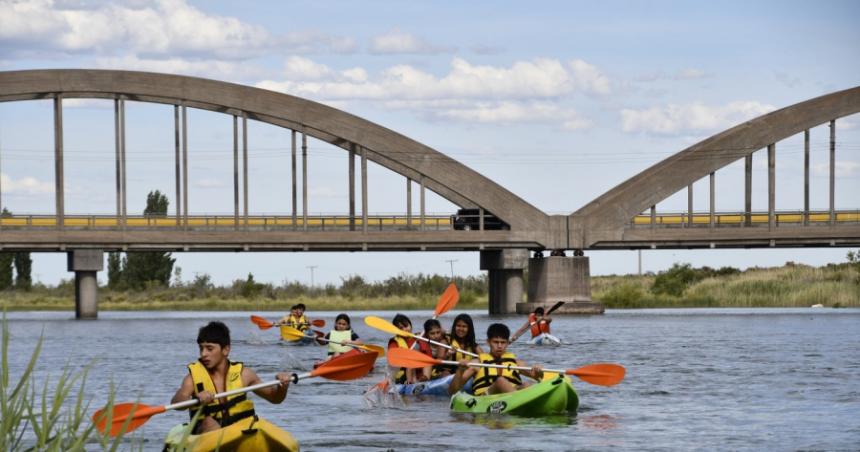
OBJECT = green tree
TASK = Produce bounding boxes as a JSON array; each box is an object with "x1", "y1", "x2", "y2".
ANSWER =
[
  {"x1": 0, "y1": 253, "x2": 12, "y2": 290},
  {"x1": 651, "y1": 263, "x2": 698, "y2": 297},
  {"x1": 13, "y1": 252, "x2": 32, "y2": 290},
  {"x1": 107, "y1": 252, "x2": 124, "y2": 289},
  {"x1": 123, "y1": 191, "x2": 175, "y2": 289}
]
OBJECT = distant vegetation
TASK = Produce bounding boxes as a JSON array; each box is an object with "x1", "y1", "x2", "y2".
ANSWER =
[{"x1": 1, "y1": 253, "x2": 858, "y2": 311}]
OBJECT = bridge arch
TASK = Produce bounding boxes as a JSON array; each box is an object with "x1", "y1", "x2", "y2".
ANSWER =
[
  {"x1": 570, "y1": 86, "x2": 860, "y2": 248},
  {"x1": 0, "y1": 69, "x2": 548, "y2": 233}
]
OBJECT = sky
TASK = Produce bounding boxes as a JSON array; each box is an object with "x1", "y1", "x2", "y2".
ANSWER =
[{"x1": 0, "y1": 0, "x2": 858, "y2": 286}]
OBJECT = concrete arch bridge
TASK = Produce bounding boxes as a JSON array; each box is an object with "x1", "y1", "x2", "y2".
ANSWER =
[{"x1": 0, "y1": 70, "x2": 858, "y2": 317}]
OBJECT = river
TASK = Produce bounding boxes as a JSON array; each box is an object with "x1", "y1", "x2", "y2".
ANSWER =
[{"x1": 3, "y1": 308, "x2": 859, "y2": 451}]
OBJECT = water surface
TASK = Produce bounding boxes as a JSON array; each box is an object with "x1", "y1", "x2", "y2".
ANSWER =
[{"x1": 4, "y1": 308, "x2": 859, "y2": 450}]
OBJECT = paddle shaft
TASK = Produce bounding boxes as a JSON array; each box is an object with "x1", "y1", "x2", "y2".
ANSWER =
[
  {"x1": 305, "y1": 335, "x2": 373, "y2": 352},
  {"x1": 511, "y1": 301, "x2": 564, "y2": 342},
  {"x1": 412, "y1": 334, "x2": 479, "y2": 358},
  {"x1": 439, "y1": 358, "x2": 564, "y2": 374}
]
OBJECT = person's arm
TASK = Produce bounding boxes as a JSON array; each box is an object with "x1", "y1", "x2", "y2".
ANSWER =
[
  {"x1": 171, "y1": 374, "x2": 202, "y2": 406},
  {"x1": 516, "y1": 360, "x2": 543, "y2": 381},
  {"x1": 350, "y1": 332, "x2": 364, "y2": 345},
  {"x1": 244, "y1": 368, "x2": 290, "y2": 404},
  {"x1": 449, "y1": 361, "x2": 477, "y2": 395}
]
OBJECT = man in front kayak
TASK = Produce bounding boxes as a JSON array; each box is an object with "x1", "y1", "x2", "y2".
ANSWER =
[
  {"x1": 449, "y1": 323, "x2": 543, "y2": 395},
  {"x1": 171, "y1": 321, "x2": 292, "y2": 433}
]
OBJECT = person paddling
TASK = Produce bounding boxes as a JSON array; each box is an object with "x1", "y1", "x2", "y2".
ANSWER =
[
  {"x1": 321, "y1": 313, "x2": 363, "y2": 358},
  {"x1": 449, "y1": 323, "x2": 543, "y2": 395},
  {"x1": 528, "y1": 306, "x2": 552, "y2": 339},
  {"x1": 387, "y1": 313, "x2": 418, "y2": 384},
  {"x1": 416, "y1": 319, "x2": 451, "y2": 380},
  {"x1": 171, "y1": 321, "x2": 291, "y2": 434},
  {"x1": 442, "y1": 314, "x2": 483, "y2": 374}
]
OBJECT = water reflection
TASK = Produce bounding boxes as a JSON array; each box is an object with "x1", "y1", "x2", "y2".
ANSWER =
[{"x1": 450, "y1": 412, "x2": 574, "y2": 429}]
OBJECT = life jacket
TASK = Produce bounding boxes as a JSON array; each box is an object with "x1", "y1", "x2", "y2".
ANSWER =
[
  {"x1": 417, "y1": 340, "x2": 447, "y2": 379},
  {"x1": 187, "y1": 360, "x2": 255, "y2": 428},
  {"x1": 388, "y1": 336, "x2": 416, "y2": 384},
  {"x1": 449, "y1": 336, "x2": 478, "y2": 362},
  {"x1": 471, "y1": 352, "x2": 522, "y2": 396},
  {"x1": 287, "y1": 314, "x2": 309, "y2": 331},
  {"x1": 327, "y1": 329, "x2": 354, "y2": 355},
  {"x1": 529, "y1": 313, "x2": 550, "y2": 337}
]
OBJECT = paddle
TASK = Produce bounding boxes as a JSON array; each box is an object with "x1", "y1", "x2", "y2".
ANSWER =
[
  {"x1": 250, "y1": 315, "x2": 325, "y2": 330},
  {"x1": 280, "y1": 326, "x2": 386, "y2": 356},
  {"x1": 93, "y1": 351, "x2": 377, "y2": 437},
  {"x1": 364, "y1": 315, "x2": 479, "y2": 358},
  {"x1": 434, "y1": 282, "x2": 460, "y2": 318},
  {"x1": 510, "y1": 301, "x2": 565, "y2": 342},
  {"x1": 387, "y1": 348, "x2": 625, "y2": 387}
]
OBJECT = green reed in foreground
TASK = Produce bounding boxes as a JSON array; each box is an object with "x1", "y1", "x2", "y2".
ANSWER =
[{"x1": 0, "y1": 313, "x2": 150, "y2": 451}]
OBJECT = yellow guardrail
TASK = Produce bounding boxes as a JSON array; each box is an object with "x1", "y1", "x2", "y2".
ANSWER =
[
  {"x1": 632, "y1": 211, "x2": 859, "y2": 225},
  {"x1": 0, "y1": 215, "x2": 453, "y2": 229}
]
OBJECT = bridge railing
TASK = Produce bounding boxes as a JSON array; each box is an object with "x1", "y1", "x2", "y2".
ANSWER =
[
  {"x1": 0, "y1": 214, "x2": 454, "y2": 231},
  {"x1": 630, "y1": 210, "x2": 860, "y2": 228}
]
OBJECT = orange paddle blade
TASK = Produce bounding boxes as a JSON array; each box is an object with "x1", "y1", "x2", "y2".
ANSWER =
[
  {"x1": 311, "y1": 350, "x2": 378, "y2": 381},
  {"x1": 387, "y1": 347, "x2": 442, "y2": 369},
  {"x1": 433, "y1": 283, "x2": 460, "y2": 317},
  {"x1": 92, "y1": 402, "x2": 166, "y2": 436},
  {"x1": 311, "y1": 319, "x2": 326, "y2": 328},
  {"x1": 566, "y1": 363, "x2": 626, "y2": 387},
  {"x1": 251, "y1": 315, "x2": 274, "y2": 330}
]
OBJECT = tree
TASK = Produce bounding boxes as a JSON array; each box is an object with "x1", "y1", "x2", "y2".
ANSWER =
[
  {"x1": 107, "y1": 252, "x2": 124, "y2": 289},
  {"x1": 0, "y1": 253, "x2": 12, "y2": 290},
  {"x1": 122, "y1": 190, "x2": 175, "y2": 289},
  {"x1": 13, "y1": 252, "x2": 32, "y2": 290}
]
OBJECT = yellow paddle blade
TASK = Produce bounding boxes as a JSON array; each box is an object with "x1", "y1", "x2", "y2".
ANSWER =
[
  {"x1": 364, "y1": 316, "x2": 411, "y2": 337},
  {"x1": 360, "y1": 344, "x2": 386, "y2": 356},
  {"x1": 279, "y1": 325, "x2": 308, "y2": 340}
]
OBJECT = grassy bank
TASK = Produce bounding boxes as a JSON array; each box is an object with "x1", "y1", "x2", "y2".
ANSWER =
[
  {"x1": 593, "y1": 262, "x2": 860, "y2": 308},
  {"x1": 0, "y1": 262, "x2": 857, "y2": 311}
]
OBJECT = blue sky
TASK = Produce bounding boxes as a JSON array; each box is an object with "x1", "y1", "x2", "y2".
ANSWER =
[{"x1": 0, "y1": 0, "x2": 858, "y2": 286}]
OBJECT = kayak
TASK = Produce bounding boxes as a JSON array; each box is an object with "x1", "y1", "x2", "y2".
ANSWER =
[
  {"x1": 528, "y1": 333, "x2": 562, "y2": 346},
  {"x1": 450, "y1": 374, "x2": 578, "y2": 416},
  {"x1": 163, "y1": 415, "x2": 299, "y2": 451},
  {"x1": 280, "y1": 326, "x2": 316, "y2": 344},
  {"x1": 395, "y1": 375, "x2": 474, "y2": 396},
  {"x1": 313, "y1": 348, "x2": 363, "y2": 369}
]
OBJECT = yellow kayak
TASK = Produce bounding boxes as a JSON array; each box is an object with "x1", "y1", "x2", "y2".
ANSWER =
[{"x1": 163, "y1": 415, "x2": 299, "y2": 451}]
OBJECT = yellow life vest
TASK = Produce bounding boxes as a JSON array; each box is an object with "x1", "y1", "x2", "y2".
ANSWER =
[
  {"x1": 327, "y1": 329, "x2": 354, "y2": 354},
  {"x1": 449, "y1": 337, "x2": 478, "y2": 362},
  {"x1": 287, "y1": 314, "x2": 309, "y2": 331},
  {"x1": 471, "y1": 352, "x2": 522, "y2": 396},
  {"x1": 389, "y1": 336, "x2": 411, "y2": 384},
  {"x1": 187, "y1": 360, "x2": 256, "y2": 427}
]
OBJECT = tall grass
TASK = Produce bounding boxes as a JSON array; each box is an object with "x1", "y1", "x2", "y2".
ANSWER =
[{"x1": 0, "y1": 313, "x2": 138, "y2": 451}]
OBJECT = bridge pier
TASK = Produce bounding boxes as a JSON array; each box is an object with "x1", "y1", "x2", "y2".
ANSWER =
[
  {"x1": 480, "y1": 249, "x2": 528, "y2": 314},
  {"x1": 67, "y1": 250, "x2": 103, "y2": 319},
  {"x1": 520, "y1": 255, "x2": 604, "y2": 315}
]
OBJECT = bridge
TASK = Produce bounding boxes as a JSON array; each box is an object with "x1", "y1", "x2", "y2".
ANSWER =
[{"x1": 1, "y1": 70, "x2": 858, "y2": 318}]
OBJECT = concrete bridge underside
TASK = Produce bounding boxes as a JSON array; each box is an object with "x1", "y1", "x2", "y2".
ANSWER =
[{"x1": 1, "y1": 70, "x2": 858, "y2": 318}]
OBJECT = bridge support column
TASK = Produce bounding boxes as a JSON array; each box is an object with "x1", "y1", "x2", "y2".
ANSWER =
[
  {"x1": 521, "y1": 255, "x2": 604, "y2": 315},
  {"x1": 480, "y1": 249, "x2": 528, "y2": 314},
  {"x1": 67, "y1": 250, "x2": 103, "y2": 319}
]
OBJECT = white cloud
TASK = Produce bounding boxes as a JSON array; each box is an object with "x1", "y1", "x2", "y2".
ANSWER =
[
  {"x1": 813, "y1": 161, "x2": 859, "y2": 178},
  {"x1": 94, "y1": 55, "x2": 264, "y2": 80},
  {"x1": 369, "y1": 29, "x2": 454, "y2": 55},
  {"x1": 0, "y1": 173, "x2": 54, "y2": 195},
  {"x1": 256, "y1": 56, "x2": 606, "y2": 129},
  {"x1": 0, "y1": 0, "x2": 355, "y2": 59},
  {"x1": 621, "y1": 101, "x2": 776, "y2": 135}
]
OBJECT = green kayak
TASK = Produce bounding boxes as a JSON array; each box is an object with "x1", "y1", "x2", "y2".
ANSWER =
[{"x1": 450, "y1": 374, "x2": 578, "y2": 416}]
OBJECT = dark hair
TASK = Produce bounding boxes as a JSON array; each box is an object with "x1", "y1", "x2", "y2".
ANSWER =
[
  {"x1": 451, "y1": 314, "x2": 477, "y2": 349},
  {"x1": 197, "y1": 321, "x2": 231, "y2": 347},
  {"x1": 335, "y1": 313, "x2": 351, "y2": 327},
  {"x1": 535, "y1": 307, "x2": 545, "y2": 316},
  {"x1": 296, "y1": 303, "x2": 306, "y2": 311},
  {"x1": 392, "y1": 313, "x2": 412, "y2": 329},
  {"x1": 290, "y1": 304, "x2": 298, "y2": 310},
  {"x1": 423, "y1": 318, "x2": 442, "y2": 337},
  {"x1": 486, "y1": 323, "x2": 510, "y2": 341}
]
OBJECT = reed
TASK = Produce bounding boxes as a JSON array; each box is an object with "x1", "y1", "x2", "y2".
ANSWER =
[{"x1": 0, "y1": 313, "x2": 146, "y2": 451}]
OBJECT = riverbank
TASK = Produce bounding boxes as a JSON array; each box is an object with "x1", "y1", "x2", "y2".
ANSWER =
[{"x1": 1, "y1": 262, "x2": 857, "y2": 311}]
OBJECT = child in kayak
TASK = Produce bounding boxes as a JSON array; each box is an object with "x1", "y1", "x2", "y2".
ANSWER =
[
  {"x1": 448, "y1": 313, "x2": 483, "y2": 361},
  {"x1": 322, "y1": 313, "x2": 363, "y2": 358},
  {"x1": 387, "y1": 313, "x2": 418, "y2": 383},
  {"x1": 449, "y1": 323, "x2": 543, "y2": 395},
  {"x1": 171, "y1": 321, "x2": 292, "y2": 434},
  {"x1": 280, "y1": 305, "x2": 309, "y2": 332},
  {"x1": 417, "y1": 319, "x2": 451, "y2": 380}
]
